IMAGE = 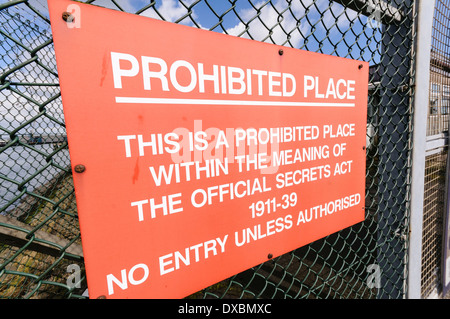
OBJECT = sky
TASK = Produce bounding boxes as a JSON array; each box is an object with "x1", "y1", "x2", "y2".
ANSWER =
[
  {"x1": 0, "y1": 0, "x2": 382, "y2": 138},
  {"x1": 1, "y1": 0, "x2": 381, "y2": 56}
]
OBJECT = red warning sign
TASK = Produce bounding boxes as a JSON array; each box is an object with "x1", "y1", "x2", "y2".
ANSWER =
[{"x1": 49, "y1": 0, "x2": 368, "y2": 298}]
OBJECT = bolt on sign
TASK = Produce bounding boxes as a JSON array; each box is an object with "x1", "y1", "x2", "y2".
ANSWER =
[{"x1": 49, "y1": 0, "x2": 369, "y2": 299}]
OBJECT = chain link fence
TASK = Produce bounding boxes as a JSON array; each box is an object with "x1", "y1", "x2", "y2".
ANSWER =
[
  {"x1": 0, "y1": 0, "x2": 417, "y2": 299},
  {"x1": 421, "y1": 0, "x2": 450, "y2": 298}
]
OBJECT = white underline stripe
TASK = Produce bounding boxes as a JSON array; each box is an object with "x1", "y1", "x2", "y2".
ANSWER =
[{"x1": 115, "y1": 97, "x2": 355, "y2": 107}]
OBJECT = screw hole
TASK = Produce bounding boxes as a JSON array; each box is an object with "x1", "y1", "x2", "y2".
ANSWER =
[
  {"x1": 62, "y1": 12, "x2": 74, "y2": 22},
  {"x1": 74, "y1": 164, "x2": 86, "y2": 173}
]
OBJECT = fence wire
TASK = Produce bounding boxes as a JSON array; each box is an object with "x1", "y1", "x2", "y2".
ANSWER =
[{"x1": 0, "y1": 0, "x2": 416, "y2": 299}]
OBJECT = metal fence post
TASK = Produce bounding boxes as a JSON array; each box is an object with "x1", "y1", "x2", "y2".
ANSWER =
[{"x1": 408, "y1": 0, "x2": 435, "y2": 299}]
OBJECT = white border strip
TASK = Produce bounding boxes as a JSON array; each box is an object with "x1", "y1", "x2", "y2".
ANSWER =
[
  {"x1": 115, "y1": 97, "x2": 356, "y2": 107},
  {"x1": 408, "y1": 0, "x2": 436, "y2": 299}
]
